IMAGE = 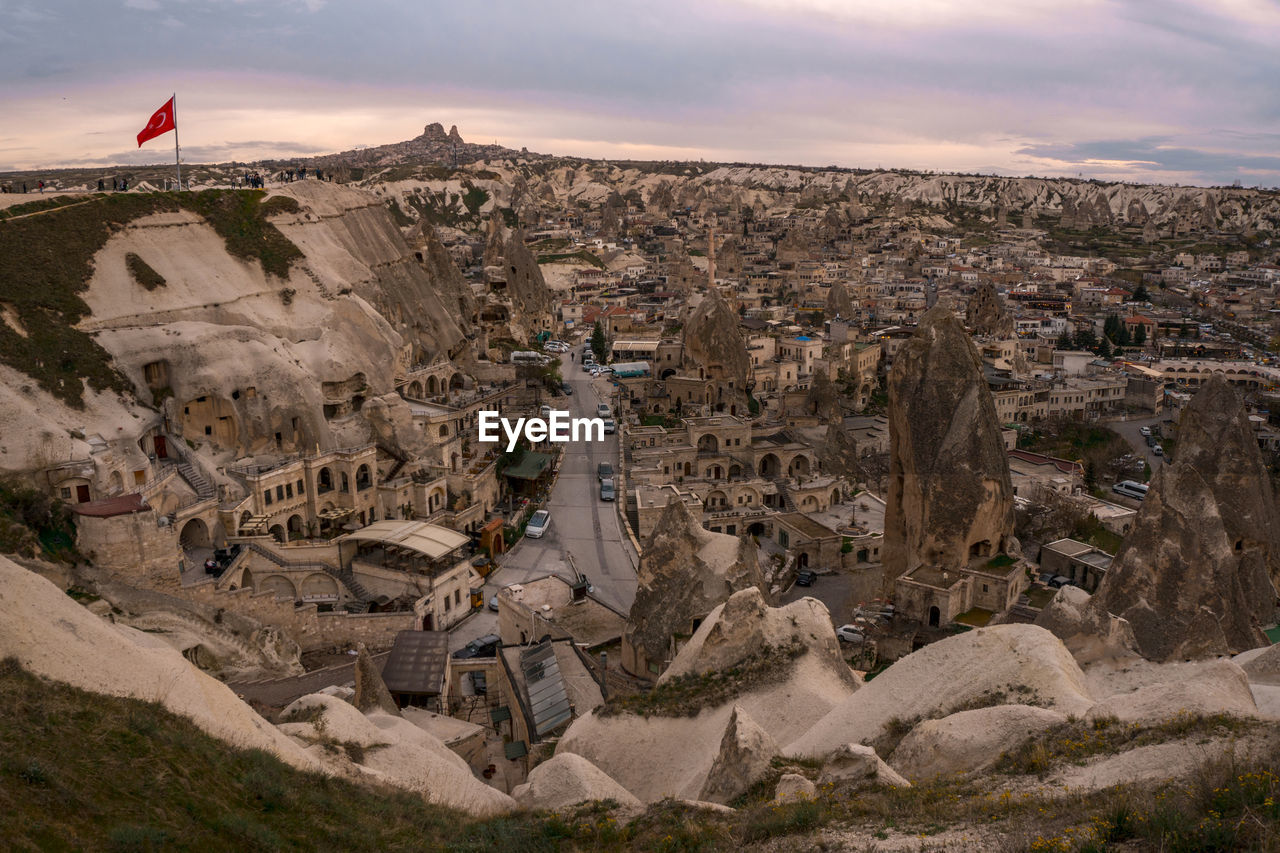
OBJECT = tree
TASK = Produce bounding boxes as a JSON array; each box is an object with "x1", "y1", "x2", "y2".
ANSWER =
[
  {"x1": 1134, "y1": 324, "x2": 1147, "y2": 346},
  {"x1": 1097, "y1": 337, "x2": 1113, "y2": 358},
  {"x1": 591, "y1": 321, "x2": 608, "y2": 364},
  {"x1": 1074, "y1": 326, "x2": 1097, "y2": 351},
  {"x1": 1056, "y1": 329, "x2": 1074, "y2": 350},
  {"x1": 1133, "y1": 283, "x2": 1150, "y2": 302}
]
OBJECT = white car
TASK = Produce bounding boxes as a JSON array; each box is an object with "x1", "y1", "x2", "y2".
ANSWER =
[
  {"x1": 597, "y1": 403, "x2": 612, "y2": 418},
  {"x1": 1139, "y1": 426, "x2": 1151, "y2": 436},
  {"x1": 525, "y1": 509, "x2": 551, "y2": 538},
  {"x1": 835, "y1": 625, "x2": 865, "y2": 644}
]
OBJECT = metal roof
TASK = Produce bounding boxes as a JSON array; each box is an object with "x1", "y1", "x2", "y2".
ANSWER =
[
  {"x1": 520, "y1": 641, "x2": 573, "y2": 738},
  {"x1": 338, "y1": 520, "x2": 468, "y2": 560},
  {"x1": 381, "y1": 630, "x2": 448, "y2": 697}
]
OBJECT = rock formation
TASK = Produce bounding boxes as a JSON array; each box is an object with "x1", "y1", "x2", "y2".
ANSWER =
[
  {"x1": 787, "y1": 624, "x2": 1094, "y2": 758},
  {"x1": 826, "y1": 279, "x2": 856, "y2": 320},
  {"x1": 661, "y1": 587, "x2": 855, "y2": 683},
  {"x1": 964, "y1": 282, "x2": 1014, "y2": 338},
  {"x1": 623, "y1": 498, "x2": 764, "y2": 676},
  {"x1": 482, "y1": 212, "x2": 553, "y2": 336},
  {"x1": 511, "y1": 753, "x2": 643, "y2": 817},
  {"x1": 772, "y1": 773, "x2": 816, "y2": 803},
  {"x1": 881, "y1": 303, "x2": 1017, "y2": 594},
  {"x1": 562, "y1": 590, "x2": 858, "y2": 803},
  {"x1": 818, "y1": 743, "x2": 910, "y2": 788},
  {"x1": 889, "y1": 705, "x2": 1066, "y2": 780},
  {"x1": 1087, "y1": 377, "x2": 1279, "y2": 661},
  {"x1": 1034, "y1": 585, "x2": 1137, "y2": 662},
  {"x1": 680, "y1": 289, "x2": 752, "y2": 415},
  {"x1": 698, "y1": 706, "x2": 781, "y2": 804},
  {"x1": 354, "y1": 644, "x2": 400, "y2": 715}
]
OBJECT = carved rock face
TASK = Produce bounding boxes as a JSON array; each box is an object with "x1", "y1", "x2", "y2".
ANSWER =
[
  {"x1": 882, "y1": 303, "x2": 1015, "y2": 594},
  {"x1": 1089, "y1": 376, "x2": 1279, "y2": 661}
]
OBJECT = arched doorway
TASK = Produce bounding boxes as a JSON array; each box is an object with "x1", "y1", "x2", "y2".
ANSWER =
[
  {"x1": 287, "y1": 515, "x2": 304, "y2": 539},
  {"x1": 928, "y1": 606, "x2": 941, "y2": 627},
  {"x1": 697, "y1": 433, "x2": 718, "y2": 454},
  {"x1": 759, "y1": 454, "x2": 781, "y2": 478},
  {"x1": 269, "y1": 524, "x2": 286, "y2": 543},
  {"x1": 427, "y1": 375, "x2": 439, "y2": 396},
  {"x1": 798, "y1": 552, "x2": 809, "y2": 568},
  {"x1": 747, "y1": 521, "x2": 766, "y2": 537},
  {"x1": 789, "y1": 455, "x2": 811, "y2": 478},
  {"x1": 180, "y1": 518, "x2": 210, "y2": 550}
]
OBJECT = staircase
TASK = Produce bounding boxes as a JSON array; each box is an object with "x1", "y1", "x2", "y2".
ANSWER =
[
  {"x1": 245, "y1": 542, "x2": 376, "y2": 611},
  {"x1": 772, "y1": 478, "x2": 798, "y2": 512},
  {"x1": 176, "y1": 461, "x2": 216, "y2": 500},
  {"x1": 377, "y1": 441, "x2": 408, "y2": 481}
]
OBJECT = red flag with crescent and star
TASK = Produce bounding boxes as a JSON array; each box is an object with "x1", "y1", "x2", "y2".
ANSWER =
[{"x1": 137, "y1": 97, "x2": 176, "y2": 147}]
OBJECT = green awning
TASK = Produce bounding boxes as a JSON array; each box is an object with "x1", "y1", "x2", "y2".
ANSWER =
[
  {"x1": 503, "y1": 452, "x2": 553, "y2": 481},
  {"x1": 491, "y1": 705, "x2": 512, "y2": 725},
  {"x1": 504, "y1": 740, "x2": 529, "y2": 760}
]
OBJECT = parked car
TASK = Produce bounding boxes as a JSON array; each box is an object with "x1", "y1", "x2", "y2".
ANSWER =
[
  {"x1": 453, "y1": 633, "x2": 500, "y2": 659},
  {"x1": 597, "y1": 403, "x2": 612, "y2": 418},
  {"x1": 597, "y1": 462, "x2": 613, "y2": 480},
  {"x1": 602, "y1": 418, "x2": 616, "y2": 435},
  {"x1": 1047, "y1": 575, "x2": 1072, "y2": 589},
  {"x1": 600, "y1": 479, "x2": 616, "y2": 501},
  {"x1": 795, "y1": 569, "x2": 817, "y2": 587},
  {"x1": 488, "y1": 594, "x2": 499, "y2": 612},
  {"x1": 835, "y1": 625, "x2": 865, "y2": 644},
  {"x1": 1139, "y1": 426, "x2": 1151, "y2": 436},
  {"x1": 525, "y1": 509, "x2": 551, "y2": 538},
  {"x1": 540, "y1": 404, "x2": 552, "y2": 418},
  {"x1": 1152, "y1": 445, "x2": 1164, "y2": 456},
  {"x1": 560, "y1": 382, "x2": 573, "y2": 395}
]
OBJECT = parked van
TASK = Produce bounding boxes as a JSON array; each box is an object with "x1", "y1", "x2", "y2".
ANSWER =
[{"x1": 1112, "y1": 480, "x2": 1149, "y2": 500}]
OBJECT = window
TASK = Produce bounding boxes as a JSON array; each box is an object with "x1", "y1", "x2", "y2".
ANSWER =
[
  {"x1": 454, "y1": 590, "x2": 461, "y2": 605},
  {"x1": 60, "y1": 487, "x2": 71, "y2": 499},
  {"x1": 285, "y1": 483, "x2": 293, "y2": 499},
  {"x1": 982, "y1": 583, "x2": 989, "y2": 593},
  {"x1": 264, "y1": 490, "x2": 272, "y2": 506},
  {"x1": 276, "y1": 485, "x2": 284, "y2": 501},
  {"x1": 297, "y1": 479, "x2": 304, "y2": 495},
  {"x1": 444, "y1": 595, "x2": 451, "y2": 612}
]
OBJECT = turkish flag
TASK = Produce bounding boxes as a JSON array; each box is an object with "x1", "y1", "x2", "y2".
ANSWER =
[{"x1": 137, "y1": 97, "x2": 176, "y2": 147}]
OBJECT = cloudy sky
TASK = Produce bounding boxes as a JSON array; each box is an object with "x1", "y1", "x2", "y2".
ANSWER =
[{"x1": 2, "y1": 0, "x2": 1279, "y2": 187}]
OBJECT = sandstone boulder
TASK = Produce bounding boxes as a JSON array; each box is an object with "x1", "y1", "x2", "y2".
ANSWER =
[
  {"x1": 698, "y1": 706, "x2": 781, "y2": 804},
  {"x1": 511, "y1": 753, "x2": 643, "y2": 817},
  {"x1": 1088, "y1": 377, "x2": 1278, "y2": 661},
  {"x1": 1235, "y1": 644, "x2": 1280, "y2": 686},
  {"x1": 661, "y1": 587, "x2": 852, "y2": 683},
  {"x1": 354, "y1": 644, "x2": 399, "y2": 716},
  {"x1": 787, "y1": 624, "x2": 1094, "y2": 758},
  {"x1": 881, "y1": 303, "x2": 1016, "y2": 595},
  {"x1": 1086, "y1": 661, "x2": 1258, "y2": 724},
  {"x1": 889, "y1": 704, "x2": 1067, "y2": 780},
  {"x1": 772, "y1": 773, "x2": 816, "y2": 804},
  {"x1": 1034, "y1": 585, "x2": 1137, "y2": 662},
  {"x1": 818, "y1": 743, "x2": 910, "y2": 788}
]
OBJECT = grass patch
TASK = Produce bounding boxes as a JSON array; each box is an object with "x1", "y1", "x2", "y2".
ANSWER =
[
  {"x1": 1025, "y1": 586, "x2": 1057, "y2": 609},
  {"x1": 0, "y1": 194, "x2": 94, "y2": 220},
  {"x1": 125, "y1": 252, "x2": 165, "y2": 290},
  {"x1": 994, "y1": 712, "x2": 1255, "y2": 776},
  {"x1": 0, "y1": 189, "x2": 301, "y2": 406},
  {"x1": 597, "y1": 641, "x2": 807, "y2": 718}
]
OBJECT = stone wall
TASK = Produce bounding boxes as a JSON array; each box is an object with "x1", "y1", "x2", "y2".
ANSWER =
[{"x1": 76, "y1": 510, "x2": 182, "y2": 590}]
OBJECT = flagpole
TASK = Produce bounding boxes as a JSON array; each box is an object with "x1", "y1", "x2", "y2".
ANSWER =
[{"x1": 172, "y1": 92, "x2": 181, "y2": 190}]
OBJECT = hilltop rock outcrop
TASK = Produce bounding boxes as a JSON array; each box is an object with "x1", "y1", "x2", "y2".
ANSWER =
[
  {"x1": 623, "y1": 498, "x2": 764, "y2": 675},
  {"x1": 964, "y1": 282, "x2": 1013, "y2": 338},
  {"x1": 881, "y1": 303, "x2": 1016, "y2": 594},
  {"x1": 890, "y1": 705, "x2": 1067, "y2": 780},
  {"x1": 1088, "y1": 377, "x2": 1279, "y2": 661}
]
